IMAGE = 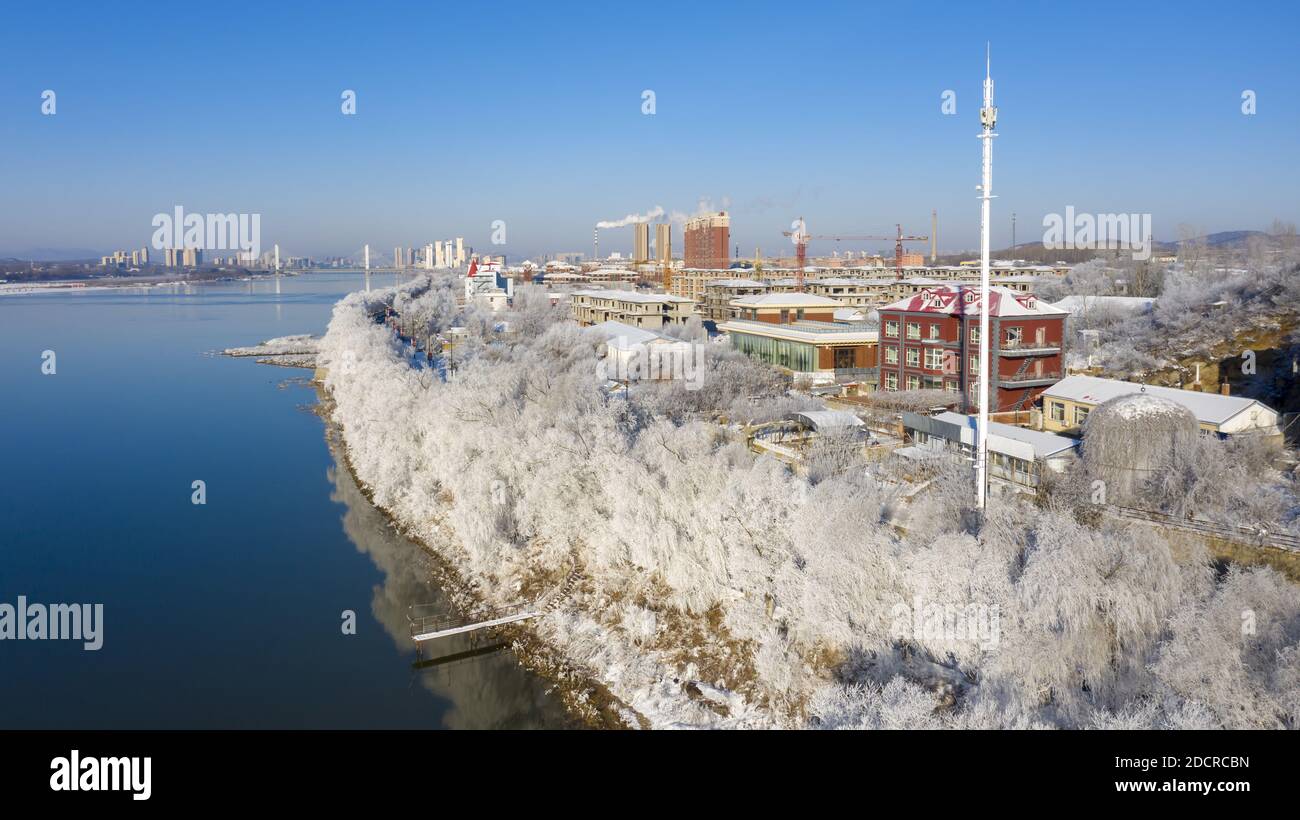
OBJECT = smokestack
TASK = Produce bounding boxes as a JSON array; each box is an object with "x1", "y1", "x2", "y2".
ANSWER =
[
  {"x1": 594, "y1": 226, "x2": 599, "y2": 262},
  {"x1": 930, "y1": 210, "x2": 937, "y2": 263}
]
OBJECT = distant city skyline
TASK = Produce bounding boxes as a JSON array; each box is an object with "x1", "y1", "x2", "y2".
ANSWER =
[{"x1": 2, "y1": 1, "x2": 1297, "y2": 261}]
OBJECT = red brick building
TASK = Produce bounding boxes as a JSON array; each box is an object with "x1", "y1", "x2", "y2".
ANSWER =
[
  {"x1": 683, "y1": 212, "x2": 730, "y2": 269},
  {"x1": 877, "y1": 284, "x2": 1067, "y2": 412}
]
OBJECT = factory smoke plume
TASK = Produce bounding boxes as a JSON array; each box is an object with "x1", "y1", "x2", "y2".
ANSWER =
[{"x1": 596, "y1": 206, "x2": 665, "y2": 229}]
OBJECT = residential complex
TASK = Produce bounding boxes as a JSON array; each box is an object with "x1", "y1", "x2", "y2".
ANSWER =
[
  {"x1": 570, "y1": 289, "x2": 695, "y2": 330},
  {"x1": 700, "y1": 279, "x2": 768, "y2": 322}
]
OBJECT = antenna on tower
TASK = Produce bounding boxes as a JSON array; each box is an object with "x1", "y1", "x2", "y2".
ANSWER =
[{"x1": 976, "y1": 43, "x2": 998, "y2": 514}]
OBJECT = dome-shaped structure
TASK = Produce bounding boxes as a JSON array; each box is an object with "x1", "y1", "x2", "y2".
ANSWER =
[{"x1": 1082, "y1": 391, "x2": 1199, "y2": 505}]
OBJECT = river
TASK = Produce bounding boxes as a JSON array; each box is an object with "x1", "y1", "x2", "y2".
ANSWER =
[{"x1": 0, "y1": 272, "x2": 574, "y2": 728}]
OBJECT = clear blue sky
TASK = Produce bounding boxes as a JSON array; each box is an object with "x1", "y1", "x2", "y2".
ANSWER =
[{"x1": 1, "y1": 0, "x2": 1297, "y2": 260}]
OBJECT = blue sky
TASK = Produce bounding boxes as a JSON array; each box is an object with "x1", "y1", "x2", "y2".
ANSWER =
[{"x1": 1, "y1": 0, "x2": 1297, "y2": 260}]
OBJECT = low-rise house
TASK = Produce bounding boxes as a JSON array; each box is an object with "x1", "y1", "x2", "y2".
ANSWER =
[
  {"x1": 570, "y1": 289, "x2": 696, "y2": 329},
  {"x1": 718, "y1": 316, "x2": 879, "y2": 386},
  {"x1": 584, "y1": 320, "x2": 698, "y2": 384},
  {"x1": 700, "y1": 279, "x2": 768, "y2": 323},
  {"x1": 731, "y1": 292, "x2": 842, "y2": 323},
  {"x1": 1040, "y1": 375, "x2": 1282, "y2": 440},
  {"x1": 806, "y1": 278, "x2": 880, "y2": 307},
  {"x1": 901, "y1": 410, "x2": 1079, "y2": 490}
]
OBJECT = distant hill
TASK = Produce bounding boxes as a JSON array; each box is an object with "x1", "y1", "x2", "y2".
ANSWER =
[{"x1": 936, "y1": 229, "x2": 1286, "y2": 265}]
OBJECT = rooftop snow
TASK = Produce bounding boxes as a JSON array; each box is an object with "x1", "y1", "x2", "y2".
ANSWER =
[
  {"x1": 583, "y1": 320, "x2": 671, "y2": 347},
  {"x1": 1051, "y1": 295, "x2": 1156, "y2": 315},
  {"x1": 1042, "y1": 375, "x2": 1271, "y2": 426},
  {"x1": 731, "y1": 292, "x2": 843, "y2": 308},
  {"x1": 931, "y1": 412, "x2": 1079, "y2": 459},
  {"x1": 786, "y1": 410, "x2": 866, "y2": 431},
  {"x1": 572, "y1": 289, "x2": 693, "y2": 304},
  {"x1": 879, "y1": 285, "x2": 1068, "y2": 318}
]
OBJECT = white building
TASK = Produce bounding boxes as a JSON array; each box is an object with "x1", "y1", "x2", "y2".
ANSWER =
[
  {"x1": 464, "y1": 258, "x2": 513, "y2": 311},
  {"x1": 1040, "y1": 375, "x2": 1282, "y2": 440}
]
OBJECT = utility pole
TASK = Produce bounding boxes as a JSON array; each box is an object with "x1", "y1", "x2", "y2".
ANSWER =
[{"x1": 977, "y1": 45, "x2": 998, "y2": 513}]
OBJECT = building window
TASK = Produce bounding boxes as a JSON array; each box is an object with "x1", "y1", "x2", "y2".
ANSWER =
[
  {"x1": 884, "y1": 347, "x2": 899, "y2": 365},
  {"x1": 906, "y1": 348, "x2": 920, "y2": 367},
  {"x1": 1050, "y1": 401, "x2": 1065, "y2": 422},
  {"x1": 907, "y1": 375, "x2": 920, "y2": 390},
  {"x1": 928, "y1": 324, "x2": 940, "y2": 340},
  {"x1": 796, "y1": 309, "x2": 806, "y2": 320},
  {"x1": 906, "y1": 322, "x2": 921, "y2": 340},
  {"x1": 885, "y1": 372, "x2": 898, "y2": 391},
  {"x1": 969, "y1": 355, "x2": 979, "y2": 373},
  {"x1": 945, "y1": 379, "x2": 958, "y2": 392},
  {"x1": 885, "y1": 320, "x2": 899, "y2": 338},
  {"x1": 1005, "y1": 326, "x2": 1023, "y2": 345},
  {"x1": 1074, "y1": 406, "x2": 1089, "y2": 426},
  {"x1": 969, "y1": 326, "x2": 980, "y2": 344},
  {"x1": 924, "y1": 348, "x2": 945, "y2": 370}
]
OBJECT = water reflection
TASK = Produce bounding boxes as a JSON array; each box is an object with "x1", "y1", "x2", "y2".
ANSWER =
[{"x1": 321, "y1": 418, "x2": 575, "y2": 729}]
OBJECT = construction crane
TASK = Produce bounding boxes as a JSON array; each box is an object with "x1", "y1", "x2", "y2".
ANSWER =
[{"x1": 782, "y1": 218, "x2": 931, "y2": 288}]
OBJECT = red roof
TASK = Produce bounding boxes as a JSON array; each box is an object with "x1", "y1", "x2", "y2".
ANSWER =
[{"x1": 879, "y1": 284, "x2": 1067, "y2": 318}]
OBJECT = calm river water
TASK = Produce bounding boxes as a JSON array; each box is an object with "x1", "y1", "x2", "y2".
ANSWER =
[{"x1": 0, "y1": 272, "x2": 573, "y2": 728}]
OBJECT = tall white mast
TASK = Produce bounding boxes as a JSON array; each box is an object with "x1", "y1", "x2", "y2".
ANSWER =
[{"x1": 977, "y1": 45, "x2": 997, "y2": 511}]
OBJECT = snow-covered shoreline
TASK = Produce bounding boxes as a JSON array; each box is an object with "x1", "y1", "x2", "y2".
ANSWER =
[
  {"x1": 318, "y1": 279, "x2": 787, "y2": 727},
  {"x1": 223, "y1": 334, "x2": 320, "y2": 369},
  {"x1": 317, "y1": 274, "x2": 1300, "y2": 730}
]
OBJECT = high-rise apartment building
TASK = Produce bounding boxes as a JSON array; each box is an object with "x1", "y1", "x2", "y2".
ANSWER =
[
  {"x1": 632, "y1": 222, "x2": 650, "y2": 264},
  {"x1": 684, "y1": 212, "x2": 730, "y2": 269},
  {"x1": 655, "y1": 223, "x2": 671, "y2": 265}
]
